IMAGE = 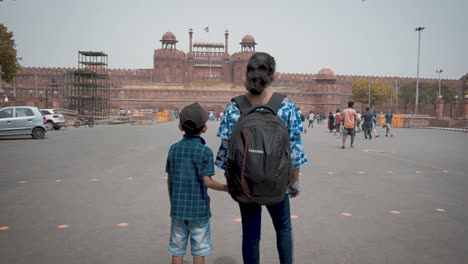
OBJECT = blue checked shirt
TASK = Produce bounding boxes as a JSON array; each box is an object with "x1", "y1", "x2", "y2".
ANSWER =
[
  {"x1": 215, "y1": 98, "x2": 308, "y2": 170},
  {"x1": 166, "y1": 135, "x2": 215, "y2": 221}
]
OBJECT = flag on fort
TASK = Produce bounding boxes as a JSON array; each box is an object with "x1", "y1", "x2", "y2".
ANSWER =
[{"x1": 204, "y1": 26, "x2": 209, "y2": 32}]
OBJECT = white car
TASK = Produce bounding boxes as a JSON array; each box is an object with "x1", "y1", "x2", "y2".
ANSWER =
[
  {"x1": 0, "y1": 106, "x2": 47, "y2": 139},
  {"x1": 40, "y1": 109, "x2": 65, "y2": 130}
]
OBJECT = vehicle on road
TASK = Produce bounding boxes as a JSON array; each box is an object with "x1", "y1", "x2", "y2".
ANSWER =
[
  {"x1": 40, "y1": 109, "x2": 65, "y2": 130},
  {"x1": 73, "y1": 116, "x2": 95, "y2": 128},
  {"x1": 0, "y1": 106, "x2": 47, "y2": 139}
]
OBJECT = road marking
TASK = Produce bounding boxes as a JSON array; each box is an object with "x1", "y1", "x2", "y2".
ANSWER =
[
  {"x1": 0, "y1": 226, "x2": 9, "y2": 231},
  {"x1": 327, "y1": 172, "x2": 334, "y2": 175},
  {"x1": 340, "y1": 212, "x2": 352, "y2": 217},
  {"x1": 358, "y1": 171, "x2": 366, "y2": 174},
  {"x1": 55, "y1": 180, "x2": 62, "y2": 183},
  {"x1": 89, "y1": 178, "x2": 98, "y2": 182},
  {"x1": 415, "y1": 171, "x2": 422, "y2": 174},
  {"x1": 442, "y1": 170, "x2": 448, "y2": 173},
  {"x1": 127, "y1": 177, "x2": 134, "y2": 180},
  {"x1": 18, "y1": 181, "x2": 27, "y2": 184},
  {"x1": 234, "y1": 218, "x2": 242, "y2": 223},
  {"x1": 116, "y1": 223, "x2": 129, "y2": 227},
  {"x1": 387, "y1": 171, "x2": 393, "y2": 174},
  {"x1": 435, "y1": 208, "x2": 446, "y2": 212},
  {"x1": 57, "y1": 224, "x2": 70, "y2": 229},
  {"x1": 291, "y1": 215, "x2": 299, "y2": 220},
  {"x1": 390, "y1": 210, "x2": 401, "y2": 215}
]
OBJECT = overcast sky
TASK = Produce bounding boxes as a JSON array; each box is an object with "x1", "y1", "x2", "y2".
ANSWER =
[{"x1": 1, "y1": 0, "x2": 467, "y2": 80}]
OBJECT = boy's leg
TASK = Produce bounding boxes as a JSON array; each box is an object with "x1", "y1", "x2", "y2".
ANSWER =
[
  {"x1": 169, "y1": 219, "x2": 189, "y2": 263},
  {"x1": 187, "y1": 220, "x2": 213, "y2": 260},
  {"x1": 172, "y1": 256, "x2": 183, "y2": 264},
  {"x1": 193, "y1": 256, "x2": 205, "y2": 264}
]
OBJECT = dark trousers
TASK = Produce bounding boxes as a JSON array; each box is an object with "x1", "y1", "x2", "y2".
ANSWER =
[
  {"x1": 363, "y1": 122, "x2": 372, "y2": 139},
  {"x1": 239, "y1": 194, "x2": 293, "y2": 264}
]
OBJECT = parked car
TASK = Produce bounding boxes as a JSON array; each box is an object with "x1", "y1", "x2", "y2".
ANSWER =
[
  {"x1": 0, "y1": 106, "x2": 47, "y2": 139},
  {"x1": 40, "y1": 108, "x2": 65, "y2": 130}
]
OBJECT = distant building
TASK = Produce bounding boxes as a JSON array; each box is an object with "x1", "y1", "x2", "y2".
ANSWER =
[{"x1": 1, "y1": 30, "x2": 463, "y2": 114}]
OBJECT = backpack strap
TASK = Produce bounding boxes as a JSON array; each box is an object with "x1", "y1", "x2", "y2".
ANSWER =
[
  {"x1": 233, "y1": 93, "x2": 286, "y2": 116},
  {"x1": 266, "y1": 93, "x2": 286, "y2": 115},
  {"x1": 232, "y1": 95, "x2": 253, "y2": 116}
]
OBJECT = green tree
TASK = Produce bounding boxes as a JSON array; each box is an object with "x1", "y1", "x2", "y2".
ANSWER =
[
  {"x1": 352, "y1": 79, "x2": 392, "y2": 106},
  {"x1": 0, "y1": 24, "x2": 21, "y2": 83},
  {"x1": 398, "y1": 81, "x2": 457, "y2": 106}
]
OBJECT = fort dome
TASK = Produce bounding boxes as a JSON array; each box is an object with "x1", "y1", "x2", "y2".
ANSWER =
[
  {"x1": 316, "y1": 67, "x2": 335, "y2": 80},
  {"x1": 241, "y1": 34, "x2": 256, "y2": 44},
  {"x1": 162, "y1": 32, "x2": 177, "y2": 42}
]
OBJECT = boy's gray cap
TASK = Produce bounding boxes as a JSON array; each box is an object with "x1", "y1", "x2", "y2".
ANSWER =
[{"x1": 179, "y1": 102, "x2": 208, "y2": 131}]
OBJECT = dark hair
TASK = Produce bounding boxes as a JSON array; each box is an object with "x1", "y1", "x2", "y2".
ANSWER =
[
  {"x1": 181, "y1": 120, "x2": 204, "y2": 135},
  {"x1": 245, "y1": 52, "x2": 276, "y2": 95},
  {"x1": 365, "y1": 107, "x2": 370, "y2": 111},
  {"x1": 348, "y1": 101, "x2": 354, "y2": 108}
]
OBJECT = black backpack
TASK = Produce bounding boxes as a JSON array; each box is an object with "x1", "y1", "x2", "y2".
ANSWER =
[{"x1": 226, "y1": 93, "x2": 291, "y2": 205}]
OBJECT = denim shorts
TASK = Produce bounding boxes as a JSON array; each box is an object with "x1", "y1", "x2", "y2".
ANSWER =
[
  {"x1": 168, "y1": 218, "x2": 213, "y2": 257},
  {"x1": 343, "y1": 128, "x2": 355, "y2": 137}
]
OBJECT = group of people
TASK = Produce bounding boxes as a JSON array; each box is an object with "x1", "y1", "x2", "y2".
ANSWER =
[
  {"x1": 166, "y1": 52, "x2": 307, "y2": 264},
  {"x1": 306, "y1": 111, "x2": 327, "y2": 128},
  {"x1": 323, "y1": 105, "x2": 394, "y2": 148}
]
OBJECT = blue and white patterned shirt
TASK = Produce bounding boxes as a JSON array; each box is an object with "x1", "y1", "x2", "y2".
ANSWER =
[
  {"x1": 215, "y1": 97, "x2": 308, "y2": 170},
  {"x1": 166, "y1": 135, "x2": 215, "y2": 221}
]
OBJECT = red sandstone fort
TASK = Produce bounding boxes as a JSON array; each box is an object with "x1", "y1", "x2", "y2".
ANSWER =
[{"x1": 1, "y1": 30, "x2": 466, "y2": 118}]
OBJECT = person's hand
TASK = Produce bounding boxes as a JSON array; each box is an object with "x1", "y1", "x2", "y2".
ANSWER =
[{"x1": 288, "y1": 181, "x2": 302, "y2": 198}]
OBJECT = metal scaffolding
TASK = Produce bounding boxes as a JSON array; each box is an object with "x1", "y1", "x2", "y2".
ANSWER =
[{"x1": 63, "y1": 51, "x2": 110, "y2": 117}]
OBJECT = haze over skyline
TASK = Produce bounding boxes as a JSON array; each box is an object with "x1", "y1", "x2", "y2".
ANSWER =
[{"x1": 1, "y1": 0, "x2": 467, "y2": 80}]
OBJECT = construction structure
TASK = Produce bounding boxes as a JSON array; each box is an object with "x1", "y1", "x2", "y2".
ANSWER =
[{"x1": 63, "y1": 51, "x2": 110, "y2": 117}]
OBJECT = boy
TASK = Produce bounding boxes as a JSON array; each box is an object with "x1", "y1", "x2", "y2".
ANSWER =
[{"x1": 166, "y1": 102, "x2": 227, "y2": 264}]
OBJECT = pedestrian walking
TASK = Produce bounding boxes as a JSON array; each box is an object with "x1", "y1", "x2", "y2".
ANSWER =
[
  {"x1": 298, "y1": 108, "x2": 306, "y2": 133},
  {"x1": 166, "y1": 102, "x2": 228, "y2": 264},
  {"x1": 384, "y1": 109, "x2": 394, "y2": 137},
  {"x1": 362, "y1": 107, "x2": 373, "y2": 140},
  {"x1": 328, "y1": 112, "x2": 335, "y2": 133},
  {"x1": 370, "y1": 105, "x2": 380, "y2": 138},
  {"x1": 355, "y1": 111, "x2": 362, "y2": 133},
  {"x1": 334, "y1": 109, "x2": 341, "y2": 136},
  {"x1": 308, "y1": 111, "x2": 315, "y2": 128},
  {"x1": 215, "y1": 52, "x2": 307, "y2": 264},
  {"x1": 341, "y1": 101, "x2": 357, "y2": 149}
]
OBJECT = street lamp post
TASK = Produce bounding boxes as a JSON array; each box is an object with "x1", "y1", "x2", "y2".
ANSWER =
[
  {"x1": 368, "y1": 82, "x2": 371, "y2": 106},
  {"x1": 436, "y1": 69, "x2": 443, "y2": 98},
  {"x1": 415, "y1": 26, "x2": 425, "y2": 114}
]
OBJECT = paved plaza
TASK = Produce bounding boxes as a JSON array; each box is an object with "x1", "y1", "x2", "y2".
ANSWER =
[{"x1": 0, "y1": 121, "x2": 467, "y2": 264}]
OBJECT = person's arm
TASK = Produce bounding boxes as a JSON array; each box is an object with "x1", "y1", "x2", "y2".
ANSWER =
[
  {"x1": 290, "y1": 168, "x2": 300, "y2": 183},
  {"x1": 167, "y1": 175, "x2": 171, "y2": 198},
  {"x1": 204, "y1": 176, "x2": 228, "y2": 192},
  {"x1": 289, "y1": 169, "x2": 301, "y2": 198}
]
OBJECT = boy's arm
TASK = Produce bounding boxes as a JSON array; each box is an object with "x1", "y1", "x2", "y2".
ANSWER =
[
  {"x1": 167, "y1": 175, "x2": 171, "y2": 198},
  {"x1": 204, "y1": 176, "x2": 228, "y2": 192}
]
